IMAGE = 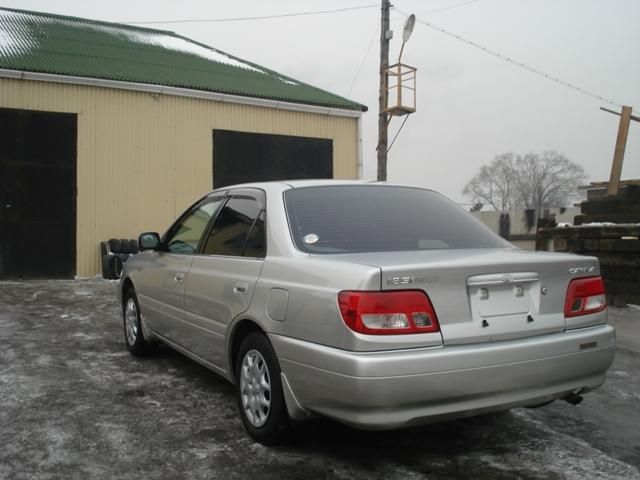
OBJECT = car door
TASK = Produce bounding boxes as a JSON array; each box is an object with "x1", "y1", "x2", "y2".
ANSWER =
[
  {"x1": 181, "y1": 190, "x2": 266, "y2": 371},
  {"x1": 138, "y1": 196, "x2": 225, "y2": 338}
]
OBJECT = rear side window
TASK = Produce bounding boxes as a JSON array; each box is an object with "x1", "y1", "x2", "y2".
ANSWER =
[
  {"x1": 202, "y1": 197, "x2": 264, "y2": 257},
  {"x1": 284, "y1": 186, "x2": 508, "y2": 254},
  {"x1": 243, "y1": 211, "x2": 266, "y2": 258}
]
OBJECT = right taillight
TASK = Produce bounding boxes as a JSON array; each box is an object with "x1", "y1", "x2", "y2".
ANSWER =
[
  {"x1": 338, "y1": 290, "x2": 440, "y2": 335},
  {"x1": 564, "y1": 276, "x2": 607, "y2": 317}
]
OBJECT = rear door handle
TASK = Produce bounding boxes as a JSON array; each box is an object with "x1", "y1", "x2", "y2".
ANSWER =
[
  {"x1": 234, "y1": 282, "x2": 249, "y2": 295},
  {"x1": 174, "y1": 273, "x2": 185, "y2": 284}
]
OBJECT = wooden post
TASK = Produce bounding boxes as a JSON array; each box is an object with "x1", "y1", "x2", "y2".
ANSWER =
[
  {"x1": 607, "y1": 105, "x2": 633, "y2": 196},
  {"x1": 377, "y1": 0, "x2": 390, "y2": 181}
]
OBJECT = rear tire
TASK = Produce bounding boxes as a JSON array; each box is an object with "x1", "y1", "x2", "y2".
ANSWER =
[
  {"x1": 235, "y1": 332, "x2": 289, "y2": 445},
  {"x1": 123, "y1": 289, "x2": 157, "y2": 356}
]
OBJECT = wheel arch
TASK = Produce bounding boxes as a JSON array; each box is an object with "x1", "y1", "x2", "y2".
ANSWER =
[
  {"x1": 120, "y1": 277, "x2": 135, "y2": 305},
  {"x1": 227, "y1": 318, "x2": 266, "y2": 384}
]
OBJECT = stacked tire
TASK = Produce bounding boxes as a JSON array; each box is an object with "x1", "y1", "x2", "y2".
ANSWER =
[{"x1": 101, "y1": 238, "x2": 139, "y2": 280}]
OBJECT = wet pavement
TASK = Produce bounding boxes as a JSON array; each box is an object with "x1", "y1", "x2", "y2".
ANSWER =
[{"x1": 0, "y1": 278, "x2": 639, "y2": 480}]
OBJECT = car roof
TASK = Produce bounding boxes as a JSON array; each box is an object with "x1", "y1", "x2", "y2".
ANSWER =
[{"x1": 211, "y1": 179, "x2": 434, "y2": 194}]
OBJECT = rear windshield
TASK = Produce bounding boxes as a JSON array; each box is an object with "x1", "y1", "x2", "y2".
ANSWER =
[{"x1": 284, "y1": 185, "x2": 508, "y2": 254}]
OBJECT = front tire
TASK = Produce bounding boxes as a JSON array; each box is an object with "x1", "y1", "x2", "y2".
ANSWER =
[
  {"x1": 235, "y1": 332, "x2": 289, "y2": 445},
  {"x1": 123, "y1": 289, "x2": 157, "y2": 356}
]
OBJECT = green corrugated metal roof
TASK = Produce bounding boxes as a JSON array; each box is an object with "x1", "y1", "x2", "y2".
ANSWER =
[{"x1": 0, "y1": 7, "x2": 366, "y2": 112}]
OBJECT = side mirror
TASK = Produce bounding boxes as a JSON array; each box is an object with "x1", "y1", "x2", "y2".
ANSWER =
[{"x1": 139, "y1": 232, "x2": 161, "y2": 251}]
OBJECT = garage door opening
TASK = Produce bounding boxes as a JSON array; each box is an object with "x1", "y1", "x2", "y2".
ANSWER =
[
  {"x1": 213, "y1": 130, "x2": 333, "y2": 188},
  {"x1": 0, "y1": 108, "x2": 77, "y2": 279}
]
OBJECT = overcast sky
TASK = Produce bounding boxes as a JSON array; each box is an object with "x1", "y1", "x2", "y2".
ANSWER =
[{"x1": 4, "y1": 0, "x2": 639, "y2": 203}]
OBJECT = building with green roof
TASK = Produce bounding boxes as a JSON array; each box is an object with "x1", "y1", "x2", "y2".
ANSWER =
[{"x1": 0, "y1": 7, "x2": 367, "y2": 278}]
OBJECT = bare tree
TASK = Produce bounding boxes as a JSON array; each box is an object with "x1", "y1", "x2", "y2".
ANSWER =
[
  {"x1": 514, "y1": 151, "x2": 587, "y2": 213},
  {"x1": 463, "y1": 151, "x2": 587, "y2": 214},
  {"x1": 462, "y1": 153, "x2": 519, "y2": 211}
]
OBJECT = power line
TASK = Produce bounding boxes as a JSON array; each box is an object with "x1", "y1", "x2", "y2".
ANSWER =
[
  {"x1": 124, "y1": 4, "x2": 379, "y2": 25},
  {"x1": 394, "y1": 7, "x2": 626, "y2": 108},
  {"x1": 346, "y1": 3, "x2": 479, "y2": 98},
  {"x1": 414, "y1": 0, "x2": 480, "y2": 16},
  {"x1": 347, "y1": 25, "x2": 379, "y2": 97}
]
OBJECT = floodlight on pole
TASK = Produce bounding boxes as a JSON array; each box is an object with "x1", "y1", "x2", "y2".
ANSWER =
[
  {"x1": 383, "y1": 12, "x2": 417, "y2": 119},
  {"x1": 377, "y1": 4, "x2": 417, "y2": 181},
  {"x1": 398, "y1": 14, "x2": 415, "y2": 64}
]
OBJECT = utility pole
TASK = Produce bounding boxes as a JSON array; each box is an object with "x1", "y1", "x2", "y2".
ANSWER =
[
  {"x1": 600, "y1": 106, "x2": 638, "y2": 196},
  {"x1": 377, "y1": 0, "x2": 391, "y2": 181}
]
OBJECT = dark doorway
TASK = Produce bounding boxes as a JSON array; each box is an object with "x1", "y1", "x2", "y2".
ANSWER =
[
  {"x1": 0, "y1": 108, "x2": 77, "y2": 279},
  {"x1": 213, "y1": 130, "x2": 333, "y2": 188}
]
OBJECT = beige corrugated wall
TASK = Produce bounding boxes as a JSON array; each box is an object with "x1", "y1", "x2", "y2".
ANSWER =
[{"x1": 0, "y1": 77, "x2": 359, "y2": 276}]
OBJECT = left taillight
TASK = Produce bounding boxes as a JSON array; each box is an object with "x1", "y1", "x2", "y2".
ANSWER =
[
  {"x1": 338, "y1": 290, "x2": 440, "y2": 335},
  {"x1": 564, "y1": 276, "x2": 607, "y2": 318}
]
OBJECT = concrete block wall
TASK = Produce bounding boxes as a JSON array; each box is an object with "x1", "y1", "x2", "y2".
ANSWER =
[
  {"x1": 575, "y1": 185, "x2": 640, "y2": 225},
  {"x1": 539, "y1": 224, "x2": 640, "y2": 306},
  {"x1": 471, "y1": 207, "x2": 580, "y2": 250}
]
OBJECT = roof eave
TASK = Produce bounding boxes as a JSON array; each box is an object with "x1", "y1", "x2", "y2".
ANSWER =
[{"x1": 0, "y1": 68, "x2": 365, "y2": 118}]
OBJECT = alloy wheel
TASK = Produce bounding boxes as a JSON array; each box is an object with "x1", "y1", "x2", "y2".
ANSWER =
[{"x1": 240, "y1": 349, "x2": 271, "y2": 427}]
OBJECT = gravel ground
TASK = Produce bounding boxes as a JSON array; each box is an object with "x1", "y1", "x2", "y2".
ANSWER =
[{"x1": 0, "y1": 278, "x2": 639, "y2": 480}]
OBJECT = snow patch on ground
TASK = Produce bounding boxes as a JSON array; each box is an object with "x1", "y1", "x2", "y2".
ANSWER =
[
  {"x1": 34, "y1": 355, "x2": 54, "y2": 367},
  {"x1": 73, "y1": 290, "x2": 94, "y2": 297},
  {"x1": 513, "y1": 410, "x2": 640, "y2": 480},
  {"x1": 43, "y1": 425, "x2": 73, "y2": 464},
  {"x1": 71, "y1": 332, "x2": 102, "y2": 341},
  {"x1": 187, "y1": 447, "x2": 210, "y2": 460}
]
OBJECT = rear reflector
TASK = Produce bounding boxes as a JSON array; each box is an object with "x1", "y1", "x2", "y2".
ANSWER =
[
  {"x1": 338, "y1": 290, "x2": 440, "y2": 335},
  {"x1": 564, "y1": 276, "x2": 607, "y2": 318}
]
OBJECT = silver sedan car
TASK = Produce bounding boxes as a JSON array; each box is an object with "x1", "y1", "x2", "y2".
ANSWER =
[{"x1": 119, "y1": 180, "x2": 615, "y2": 444}]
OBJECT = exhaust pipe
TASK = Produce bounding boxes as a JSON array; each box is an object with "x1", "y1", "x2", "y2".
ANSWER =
[{"x1": 563, "y1": 392, "x2": 583, "y2": 406}]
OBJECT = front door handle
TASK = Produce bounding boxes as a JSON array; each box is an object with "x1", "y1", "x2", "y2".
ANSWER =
[
  {"x1": 234, "y1": 282, "x2": 248, "y2": 295},
  {"x1": 174, "y1": 273, "x2": 185, "y2": 284}
]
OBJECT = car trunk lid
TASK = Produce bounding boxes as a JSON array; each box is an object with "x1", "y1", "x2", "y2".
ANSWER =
[{"x1": 323, "y1": 248, "x2": 600, "y2": 345}]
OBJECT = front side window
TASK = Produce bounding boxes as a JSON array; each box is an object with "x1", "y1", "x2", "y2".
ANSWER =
[
  {"x1": 165, "y1": 198, "x2": 223, "y2": 254},
  {"x1": 202, "y1": 197, "x2": 264, "y2": 257},
  {"x1": 284, "y1": 186, "x2": 509, "y2": 254}
]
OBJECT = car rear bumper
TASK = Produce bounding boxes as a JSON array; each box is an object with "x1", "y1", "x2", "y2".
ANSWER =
[{"x1": 269, "y1": 324, "x2": 616, "y2": 429}]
